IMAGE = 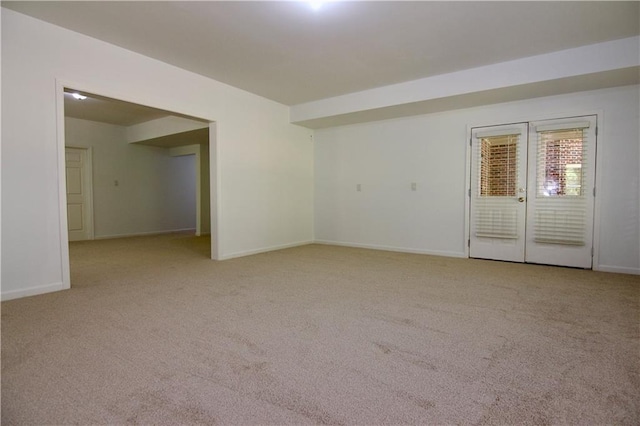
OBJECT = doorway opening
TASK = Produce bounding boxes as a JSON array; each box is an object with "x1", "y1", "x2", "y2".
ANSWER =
[{"x1": 59, "y1": 85, "x2": 217, "y2": 289}]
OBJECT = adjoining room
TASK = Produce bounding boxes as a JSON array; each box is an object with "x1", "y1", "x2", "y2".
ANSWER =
[{"x1": 62, "y1": 88, "x2": 214, "y2": 284}]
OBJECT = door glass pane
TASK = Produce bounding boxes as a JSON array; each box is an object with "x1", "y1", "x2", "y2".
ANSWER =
[
  {"x1": 480, "y1": 135, "x2": 518, "y2": 197},
  {"x1": 537, "y1": 129, "x2": 583, "y2": 197},
  {"x1": 474, "y1": 133, "x2": 521, "y2": 240}
]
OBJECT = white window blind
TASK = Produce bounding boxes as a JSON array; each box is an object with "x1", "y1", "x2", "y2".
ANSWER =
[
  {"x1": 475, "y1": 127, "x2": 524, "y2": 138},
  {"x1": 533, "y1": 125, "x2": 589, "y2": 246}
]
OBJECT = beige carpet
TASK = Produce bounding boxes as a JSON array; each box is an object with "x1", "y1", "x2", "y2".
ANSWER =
[{"x1": 2, "y1": 232, "x2": 639, "y2": 425}]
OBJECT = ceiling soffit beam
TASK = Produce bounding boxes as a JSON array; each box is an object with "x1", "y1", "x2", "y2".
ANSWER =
[
  {"x1": 126, "y1": 116, "x2": 209, "y2": 144},
  {"x1": 294, "y1": 67, "x2": 639, "y2": 129},
  {"x1": 290, "y1": 36, "x2": 640, "y2": 127}
]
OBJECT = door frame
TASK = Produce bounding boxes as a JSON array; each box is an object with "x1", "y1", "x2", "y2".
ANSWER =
[
  {"x1": 464, "y1": 109, "x2": 604, "y2": 270},
  {"x1": 65, "y1": 146, "x2": 95, "y2": 241},
  {"x1": 55, "y1": 78, "x2": 221, "y2": 292}
]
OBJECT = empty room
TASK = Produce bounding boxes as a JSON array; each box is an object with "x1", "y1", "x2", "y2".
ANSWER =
[{"x1": 1, "y1": 1, "x2": 639, "y2": 425}]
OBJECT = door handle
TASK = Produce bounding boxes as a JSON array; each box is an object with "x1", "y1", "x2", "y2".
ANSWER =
[{"x1": 518, "y1": 197, "x2": 525, "y2": 203}]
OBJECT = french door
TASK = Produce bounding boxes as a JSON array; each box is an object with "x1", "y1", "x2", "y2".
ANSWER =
[{"x1": 469, "y1": 116, "x2": 597, "y2": 268}]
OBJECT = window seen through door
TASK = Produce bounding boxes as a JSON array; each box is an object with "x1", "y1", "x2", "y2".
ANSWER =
[
  {"x1": 480, "y1": 135, "x2": 518, "y2": 197},
  {"x1": 537, "y1": 129, "x2": 584, "y2": 197}
]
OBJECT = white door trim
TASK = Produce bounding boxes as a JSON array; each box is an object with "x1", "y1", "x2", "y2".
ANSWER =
[{"x1": 55, "y1": 81, "x2": 71, "y2": 291}]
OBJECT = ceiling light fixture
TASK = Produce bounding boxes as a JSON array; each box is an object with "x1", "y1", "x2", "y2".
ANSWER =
[
  {"x1": 71, "y1": 92, "x2": 87, "y2": 100},
  {"x1": 308, "y1": 1, "x2": 326, "y2": 11}
]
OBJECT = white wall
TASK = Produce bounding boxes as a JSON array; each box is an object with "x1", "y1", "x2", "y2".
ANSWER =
[
  {"x1": 1, "y1": 10, "x2": 313, "y2": 300},
  {"x1": 314, "y1": 85, "x2": 640, "y2": 274},
  {"x1": 65, "y1": 117, "x2": 196, "y2": 238},
  {"x1": 0, "y1": 7, "x2": 3, "y2": 289}
]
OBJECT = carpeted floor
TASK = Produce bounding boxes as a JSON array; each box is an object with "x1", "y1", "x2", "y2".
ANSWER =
[{"x1": 2, "y1": 232, "x2": 639, "y2": 425}]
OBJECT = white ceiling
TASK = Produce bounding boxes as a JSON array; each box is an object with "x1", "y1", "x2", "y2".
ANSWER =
[
  {"x1": 5, "y1": 1, "x2": 640, "y2": 107},
  {"x1": 63, "y1": 90, "x2": 209, "y2": 147},
  {"x1": 63, "y1": 90, "x2": 173, "y2": 126}
]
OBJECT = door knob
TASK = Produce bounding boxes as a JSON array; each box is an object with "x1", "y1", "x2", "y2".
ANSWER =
[{"x1": 518, "y1": 197, "x2": 525, "y2": 203}]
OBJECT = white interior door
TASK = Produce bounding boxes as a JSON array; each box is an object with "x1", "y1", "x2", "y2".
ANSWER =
[
  {"x1": 525, "y1": 116, "x2": 597, "y2": 268},
  {"x1": 470, "y1": 116, "x2": 597, "y2": 268},
  {"x1": 65, "y1": 147, "x2": 93, "y2": 241},
  {"x1": 470, "y1": 123, "x2": 528, "y2": 262}
]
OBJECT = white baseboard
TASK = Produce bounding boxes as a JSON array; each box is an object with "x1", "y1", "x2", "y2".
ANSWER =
[
  {"x1": 1, "y1": 281, "x2": 68, "y2": 301},
  {"x1": 94, "y1": 228, "x2": 196, "y2": 240},
  {"x1": 219, "y1": 240, "x2": 313, "y2": 260},
  {"x1": 594, "y1": 264, "x2": 640, "y2": 275},
  {"x1": 313, "y1": 240, "x2": 467, "y2": 258}
]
